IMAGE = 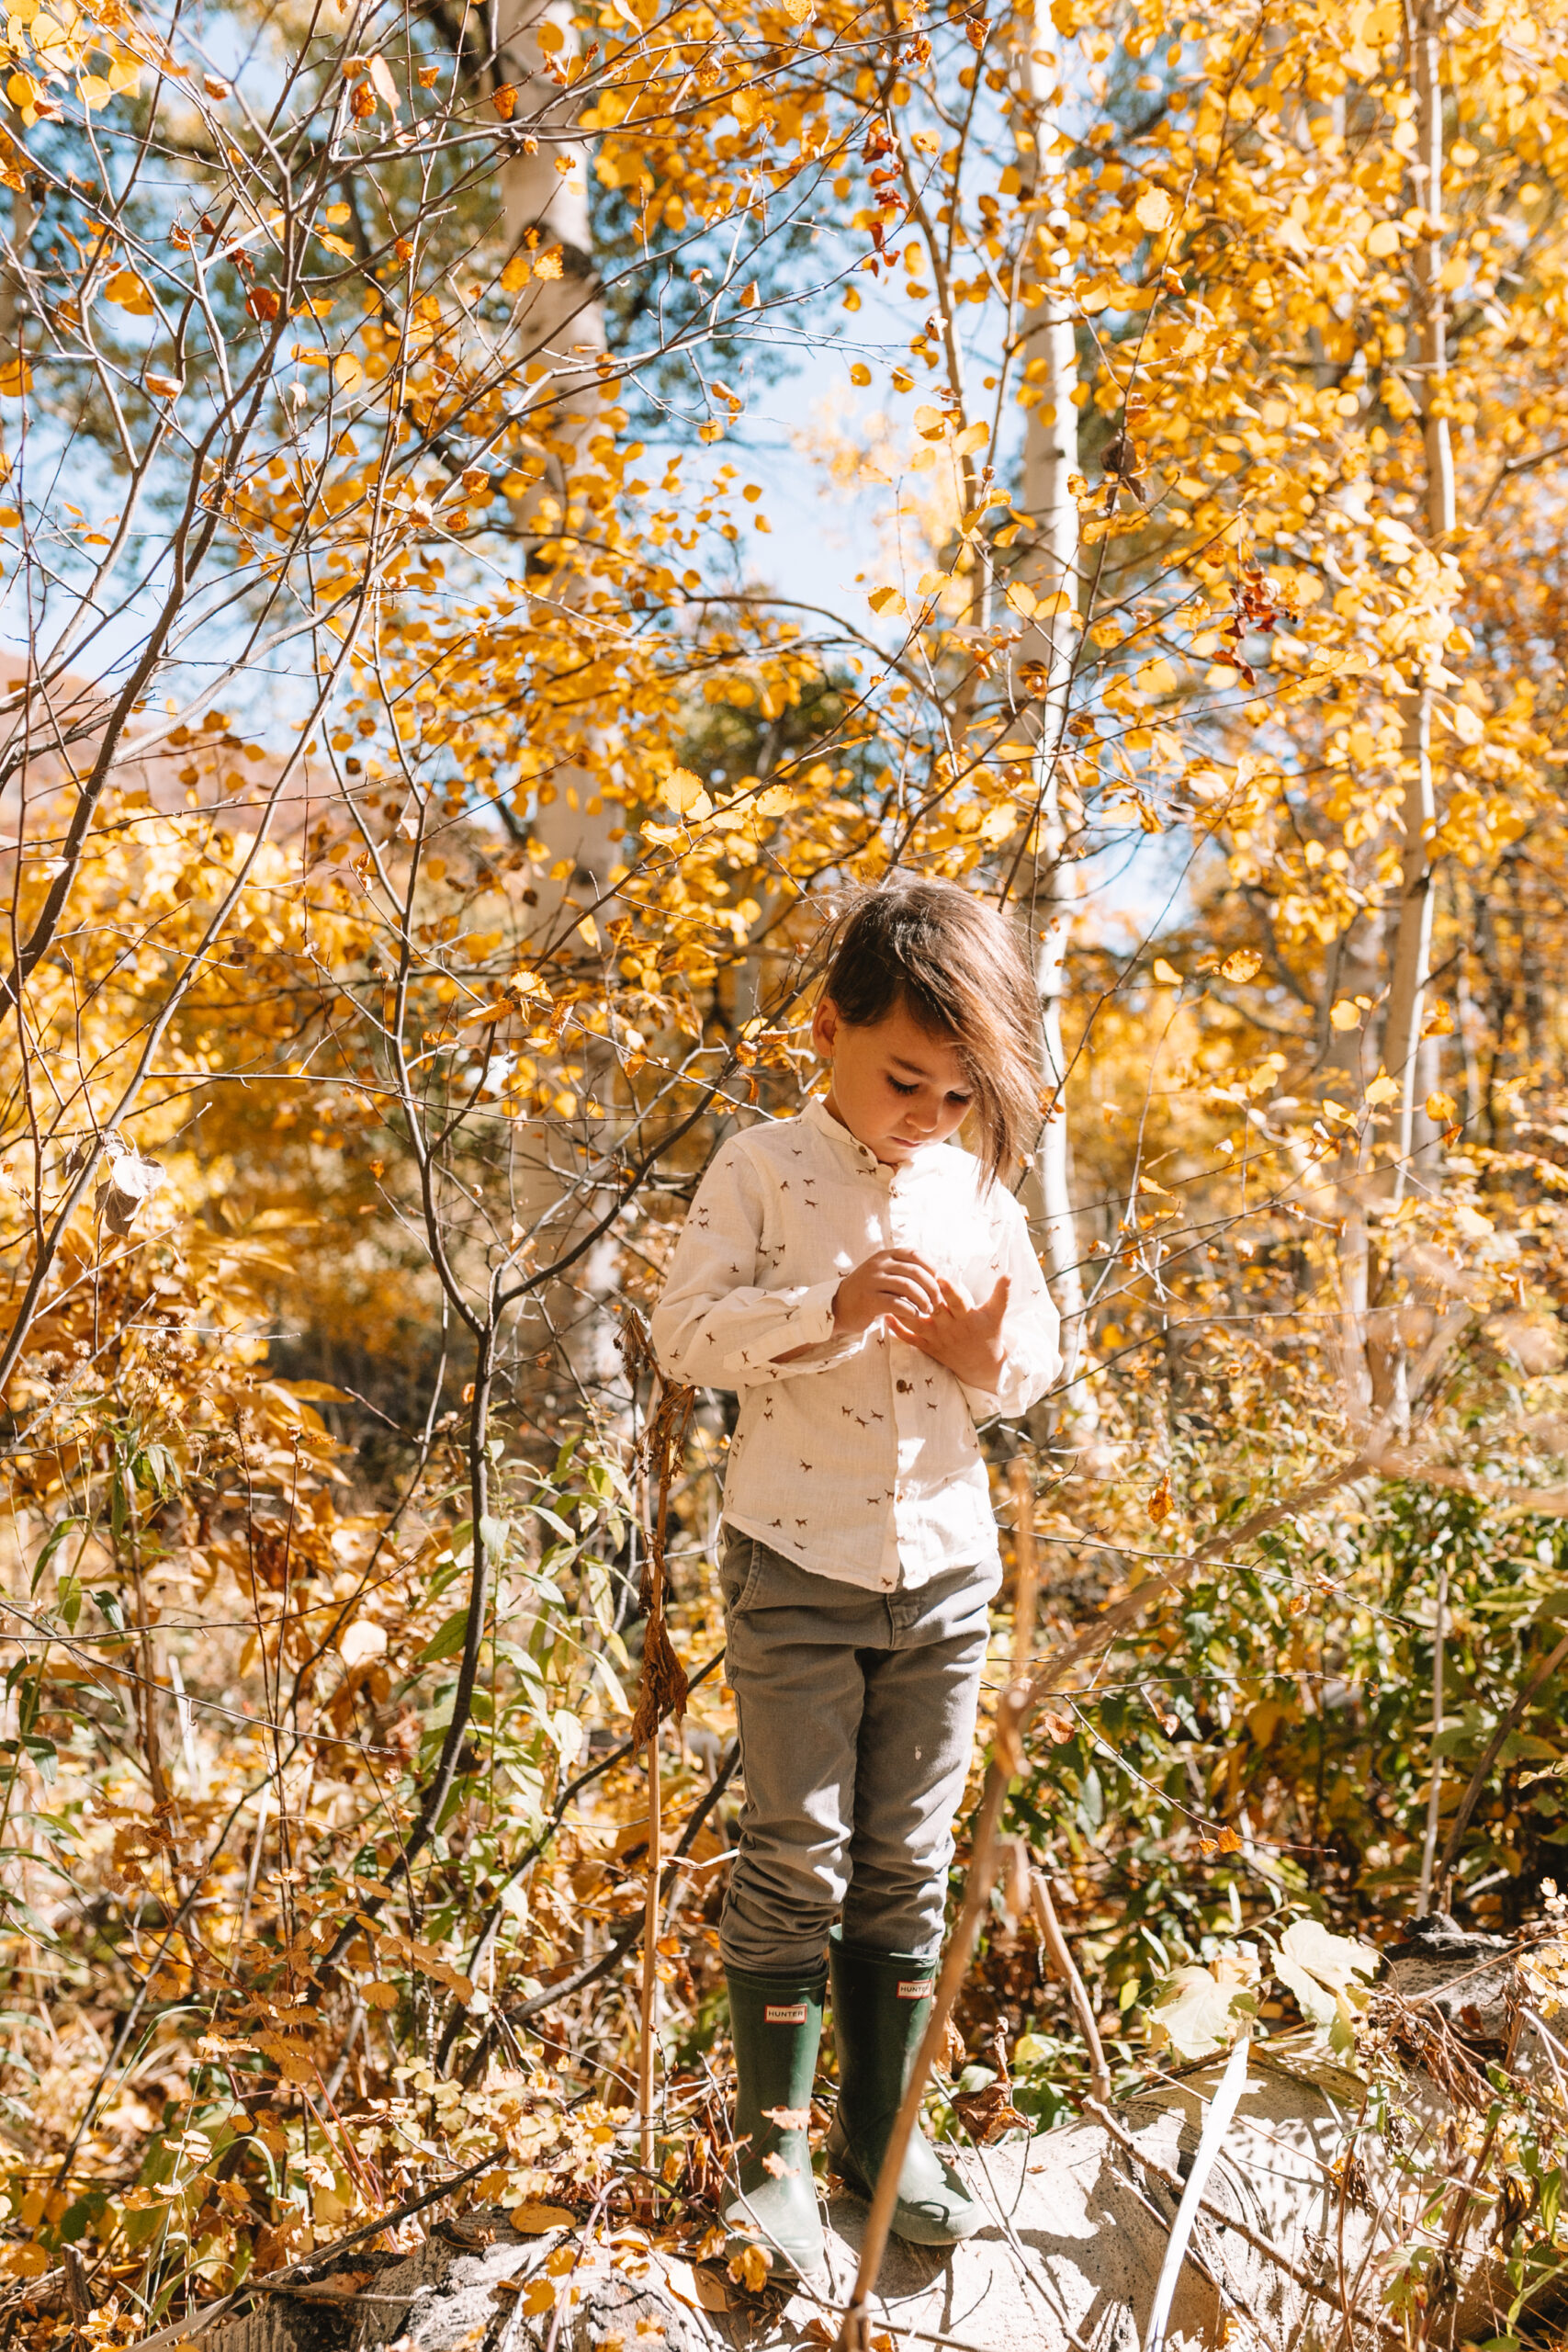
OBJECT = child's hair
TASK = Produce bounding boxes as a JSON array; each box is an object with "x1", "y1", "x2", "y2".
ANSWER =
[{"x1": 819, "y1": 878, "x2": 1041, "y2": 1182}]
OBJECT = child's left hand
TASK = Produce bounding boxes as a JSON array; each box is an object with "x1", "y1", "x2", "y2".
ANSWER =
[{"x1": 887, "y1": 1273, "x2": 1010, "y2": 1393}]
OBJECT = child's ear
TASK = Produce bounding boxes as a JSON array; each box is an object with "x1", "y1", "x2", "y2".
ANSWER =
[{"x1": 811, "y1": 998, "x2": 840, "y2": 1059}]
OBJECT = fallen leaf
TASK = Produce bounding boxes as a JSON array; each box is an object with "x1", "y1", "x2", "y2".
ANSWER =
[{"x1": 509, "y1": 2201, "x2": 574, "y2": 2233}]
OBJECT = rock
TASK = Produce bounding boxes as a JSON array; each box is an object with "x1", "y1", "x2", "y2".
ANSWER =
[{"x1": 205, "y1": 2051, "x2": 1393, "y2": 2352}]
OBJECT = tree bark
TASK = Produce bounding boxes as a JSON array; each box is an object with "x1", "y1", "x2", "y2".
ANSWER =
[
  {"x1": 1381, "y1": 0, "x2": 1453, "y2": 1204},
  {"x1": 1012, "y1": 10, "x2": 1093, "y2": 1433}
]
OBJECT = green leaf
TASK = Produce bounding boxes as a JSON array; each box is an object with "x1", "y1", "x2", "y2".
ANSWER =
[
  {"x1": 416, "y1": 1610, "x2": 471, "y2": 1666},
  {"x1": 1145, "y1": 1962, "x2": 1256, "y2": 2059},
  {"x1": 478, "y1": 1514, "x2": 512, "y2": 1559},
  {"x1": 31, "y1": 1514, "x2": 84, "y2": 1593}
]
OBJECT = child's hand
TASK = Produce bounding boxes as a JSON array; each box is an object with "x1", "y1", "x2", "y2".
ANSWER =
[
  {"x1": 888, "y1": 1273, "x2": 1011, "y2": 1392},
  {"x1": 831, "y1": 1249, "x2": 944, "y2": 1338}
]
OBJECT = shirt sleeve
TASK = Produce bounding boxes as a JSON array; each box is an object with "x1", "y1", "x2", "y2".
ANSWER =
[
  {"x1": 959, "y1": 1188, "x2": 1061, "y2": 1423},
  {"x1": 650, "y1": 1139, "x2": 863, "y2": 1392}
]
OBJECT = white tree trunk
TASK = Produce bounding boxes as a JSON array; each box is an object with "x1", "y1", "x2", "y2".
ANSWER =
[
  {"x1": 1382, "y1": 0, "x2": 1453, "y2": 1204},
  {"x1": 496, "y1": 5, "x2": 625, "y2": 1411},
  {"x1": 1013, "y1": 14, "x2": 1092, "y2": 1431}
]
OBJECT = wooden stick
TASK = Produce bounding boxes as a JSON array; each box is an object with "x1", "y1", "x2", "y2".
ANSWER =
[
  {"x1": 1031, "y1": 1874, "x2": 1111, "y2": 2108},
  {"x1": 838, "y1": 1456, "x2": 1039, "y2": 2352},
  {"x1": 838, "y1": 1442, "x2": 1382, "y2": 2349},
  {"x1": 639, "y1": 1727, "x2": 661, "y2": 2192}
]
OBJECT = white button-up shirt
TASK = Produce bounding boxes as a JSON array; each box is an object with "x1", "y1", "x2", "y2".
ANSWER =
[{"x1": 650, "y1": 1100, "x2": 1059, "y2": 1591}]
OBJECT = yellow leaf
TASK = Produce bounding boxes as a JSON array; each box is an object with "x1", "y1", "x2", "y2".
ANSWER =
[
  {"x1": 316, "y1": 230, "x2": 357, "y2": 259},
  {"x1": 728, "y1": 2242, "x2": 772, "y2": 2293},
  {"x1": 1329, "y1": 1000, "x2": 1361, "y2": 1031},
  {"x1": 502, "y1": 254, "x2": 531, "y2": 290},
  {"x1": 1426, "y1": 1091, "x2": 1458, "y2": 1125},
  {"x1": 364, "y1": 1980, "x2": 400, "y2": 2009},
  {"x1": 326, "y1": 203, "x2": 351, "y2": 223},
  {"x1": 535, "y1": 248, "x2": 564, "y2": 280},
  {"x1": 755, "y1": 785, "x2": 794, "y2": 816},
  {"x1": 867, "y1": 585, "x2": 907, "y2": 618},
  {"x1": 1364, "y1": 1071, "x2": 1402, "y2": 1106},
  {"x1": 849, "y1": 361, "x2": 871, "y2": 386},
  {"x1": 953, "y1": 421, "x2": 988, "y2": 455},
  {"x1": 1423, "y1": 997, "x2": 1455, "y2": 1038},
  {"x1": 1152, "y1": 958, "x2": 1183, "y2": 987},
  {"x1": 105, "y1": 268, "x2": 154, "y2": 315},
  {"x1": 576, "y1": 914, "x2": 600, "y2": 951},
  {"x1": 78, "y1": 71, "x2": 111, "y2": 106},
  {"x1": 1134, "y1": 657, "x2": 1177, "y2": 698},
  {"x1": 1134, "y1": 187, "x2": 1172, "y2": 234},
  {"x1": 1220, "y1": 948, "x2": 1261, "y2": 983},
  {"x1": 1366, "y1": 220, "x2": 1401, "y2": 257},
  {"x1": 202, "y1": 73, "x2": 231, "y2": 97},
  {"x1": 367, "y1": 54, "x2": 400, "y2": 116},
  {"x1": 522, "y1": 2280, "x2": 557, "y2": 2313},
  {"x1": 334, "y1": 352, "x2": 363, "y2": 391},
  {"x1": 665, "y1": 768, "x2": 706, "y2": 813},
  {"x1": 511, "y1": 2201, "x2": 575, "y2": 2234},
  {"x1": 1148, "y1": 1471, "x2": 1173, "y2": 1522}
]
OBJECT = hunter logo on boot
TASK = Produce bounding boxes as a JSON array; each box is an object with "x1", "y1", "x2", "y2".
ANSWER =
[
  {"x1": 764, "y1": 2001, "x2": 808, "y2": 2023},
  {"x1": 897, "y1": 1980, "x2": 934, "y2": 1998}
]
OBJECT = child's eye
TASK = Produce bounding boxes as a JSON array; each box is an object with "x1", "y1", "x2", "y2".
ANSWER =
[
  {"x1": 948, "y1": 1092, "x2": 972, "y2": 1108},
  {"x1": 888, "y1": 1078, "x2": 919, "y2": 1097}
]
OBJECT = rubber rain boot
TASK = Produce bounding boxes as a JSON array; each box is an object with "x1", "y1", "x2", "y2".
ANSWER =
[
  {"x1": 722, "y1": 1964, "x2": 827, "y2": 2280},
  {"x1": 826, "y1": 1941, "x2": 985, "y2": 2246}
]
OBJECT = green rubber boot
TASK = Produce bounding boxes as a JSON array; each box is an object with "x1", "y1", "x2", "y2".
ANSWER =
[
  {"x1": 722, "y1": 1964, "x2": 827, "y2": 2280},
  {"x1": 826, "y1": 1942, "x2": 985, "y2": 2247}
]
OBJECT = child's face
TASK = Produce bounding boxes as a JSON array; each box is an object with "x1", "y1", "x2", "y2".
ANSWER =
[{"x1": 811, "y1": 997, "x2": 974, "y2": 1165}]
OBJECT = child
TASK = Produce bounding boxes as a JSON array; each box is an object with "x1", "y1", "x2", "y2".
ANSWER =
[{"x1": 650, "y1": 878, "x2": 1060, "y2": 2276}]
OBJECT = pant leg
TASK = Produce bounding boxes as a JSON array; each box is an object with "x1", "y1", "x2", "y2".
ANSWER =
[
  {"x1": 718, "y1": 1530, "x2": 883, "y2": 1977},
  {"x1": 839, "y1": 1560, "x2": 998, "y2": 1958}
]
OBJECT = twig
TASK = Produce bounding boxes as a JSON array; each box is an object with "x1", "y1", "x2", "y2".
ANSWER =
[
  {"x1": 1083, "y1": 2098, "x2": 1404, "y2": 2347},
  {"x1": 1434, "y1": 1624, "x2": 1568, "y2": 1908},
  {"x1": 1031, "y1": 1874, "x2": 1111, "y2": 2107},
  {"x1": 1144, "y1": 2032, "x2": 1251, "y2": 2352},
  {"x1": 116, "y1": 2142, "x2": 513, "y2": 2352},
  {"x1": 838, "y1": 1442, "x2": 1380, "y2": 2348},
  {"x1": 837, "y1": 1457, "x2": 1040, "y2": 2351},
  {"x1": 1417, "y1": 1563, "x2": 1449, "y2": 1917},
  {"x1": 639, "y1": 1724, "x2": 662, "y2": 2189}
]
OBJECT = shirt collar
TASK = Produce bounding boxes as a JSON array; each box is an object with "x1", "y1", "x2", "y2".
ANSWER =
[{"x1": 802, "y1": 1095, "x2": 939, "y2": 1179}]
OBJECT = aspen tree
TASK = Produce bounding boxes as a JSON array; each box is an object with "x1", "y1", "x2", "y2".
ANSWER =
[
  {"x1": 1380, "y1": 0, "x2": 1455, "y2": 1204},
  {"x1": 1011, "y1": 4, "x2": 1093, "y2": 1420}
]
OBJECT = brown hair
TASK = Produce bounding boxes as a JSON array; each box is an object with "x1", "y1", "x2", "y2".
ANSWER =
[{"x1": 818, "y1": 878, "x2": 1041, "y2": 1184}]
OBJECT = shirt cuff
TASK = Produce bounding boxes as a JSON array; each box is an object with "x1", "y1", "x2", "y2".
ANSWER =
[
  {"x1": 960, "y1": 1354, "x2": 1019, "y2": 1423},
  {"x1": 784, "y1": 1278, "x2": 842, "y2": 1348}
]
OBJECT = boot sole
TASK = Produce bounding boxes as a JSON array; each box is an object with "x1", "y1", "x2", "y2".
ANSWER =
[
  {"x1": 825, "y1": 2154, "x2": 986, "y2": 2247},
  {"x1": 722, "y1": 2227, "x2": 826, "y2": 2283}
]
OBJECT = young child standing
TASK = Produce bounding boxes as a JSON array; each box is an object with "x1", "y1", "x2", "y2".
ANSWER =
[{"x1": 651, "y1": 879, "x2": 1059, "y2": 2277}]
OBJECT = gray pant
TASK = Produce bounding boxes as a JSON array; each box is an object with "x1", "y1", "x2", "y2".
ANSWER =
[{"x1": 717, "y1": 1527, "x2": 999, "y2": 1977}]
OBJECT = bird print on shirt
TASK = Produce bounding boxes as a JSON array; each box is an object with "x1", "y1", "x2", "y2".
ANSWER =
[{"x1": 647, "y1": 1100, "x2": 1059, "y2": 1589}]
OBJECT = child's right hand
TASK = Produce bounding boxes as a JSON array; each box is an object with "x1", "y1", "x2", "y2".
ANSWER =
[{"x1": 831, "y1": 1249, "x2": 944, "y2": 1338}]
